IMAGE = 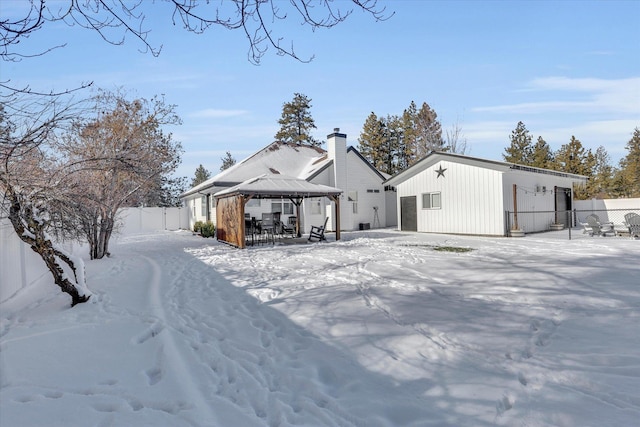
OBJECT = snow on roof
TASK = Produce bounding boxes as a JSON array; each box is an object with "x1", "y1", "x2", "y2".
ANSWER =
[
  {"x1": 385, "y1": 151, "x2": 588, "y2": 186},
  {"x1": 182, "y1": 142, "x2": 328, "y2": 197},
  {"x1": 214, "y1": 174, "x2": 342, "y2": 199}
]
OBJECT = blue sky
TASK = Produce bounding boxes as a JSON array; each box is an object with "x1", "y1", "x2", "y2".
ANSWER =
[{"x1": 3, "y1": 0, "x2": 639, "y2": 179}]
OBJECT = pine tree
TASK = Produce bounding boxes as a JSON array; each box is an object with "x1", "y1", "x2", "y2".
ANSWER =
[
  {"x1": 616, "y1": 128, "x2": 640, "y2": 197},
  {"x1": 590, "y1": 146, "x2": 616, "y2": 198},
  {"x1": 553, "y1": 136, "x2": 595, "y2": 199},
  {"x1": 191, "y1": 164, "x2": 211, "y2": 187},
  {"x1": 503, "y1": 121, "x2": 533, "y2": 165},
  {"x1": 384, "y1": 115, "x2": 403, "y2": 175},
  {"x1": 530, "y1": 136, "x2": 554, "y2": 169},
  {"x1": 274, "y1": 93, "x2": 319, "y2": 146},
  {"x1": 400, "y1": 102, "x2": 418, "y2": 169},
  {"x1": 358, "y1": 112, "x2": 388, "y2": 173},
  {"x1": 220, "y1": 151, "x2": 236, "y2": 171},
  {"x1": 414, "y1": 102, "x2": 444, "y2": 159}
]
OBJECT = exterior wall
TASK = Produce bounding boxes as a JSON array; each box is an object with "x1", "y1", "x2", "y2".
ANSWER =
[
  {"x1": 184, "y1": 188, "x2": 221, "y2": 230},
  {"x1": 503, "y1": 171, "x2": 580, "y2": 233},
  {"x1": 396, "y1": 160, "x2": 505, "y2": 235},
  {"x1": 385, "y1": 189, "x2": 398, "y2": 227},
  {"x1": 341, "y1": 150, "x2": 388, "y2": 230}
]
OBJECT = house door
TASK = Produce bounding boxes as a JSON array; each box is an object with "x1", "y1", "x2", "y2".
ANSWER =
[
  {"x1": 555, "y1": 187, "x2": 571, "y2": 227},
  {"x1": 400, "y1": 196, "x2": 417, "y2": 231}
]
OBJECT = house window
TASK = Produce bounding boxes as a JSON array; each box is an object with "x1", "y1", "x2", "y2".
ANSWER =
[
  {"x1": 311, "y1": 198, "x2": 322, "y2": 215},
  {"x1": 353, "y1": 202, "x2": 358, "y2": 214},
  {"x1": 246, "y1": 198, "x2": 261, "y2": 207},
  {"x1": 271, "y1": 201, "x2": 294, "y2": 215},
  {"x1": 201, "y1": 196, "x2": 207, "y2": 216},
  {"x1": 348, "y1": 191, "x2": 358, "y2": 202},
  {"x1": 422, "y1": 192, "x2": 441, "y2": 209}
]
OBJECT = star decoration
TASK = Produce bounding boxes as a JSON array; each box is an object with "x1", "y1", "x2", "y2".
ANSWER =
[{"x1": 435, "y1": 165, "x2": 447, "y2": 178}]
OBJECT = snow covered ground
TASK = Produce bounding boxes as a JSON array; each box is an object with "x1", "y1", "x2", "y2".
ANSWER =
[{"x1": 1, "y1": 229, "x2": 639, "y2": 427}]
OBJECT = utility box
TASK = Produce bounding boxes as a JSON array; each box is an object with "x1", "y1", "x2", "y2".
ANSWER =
[{"x1": 359, "y1": 223, "x2": 370, "y2": 230}]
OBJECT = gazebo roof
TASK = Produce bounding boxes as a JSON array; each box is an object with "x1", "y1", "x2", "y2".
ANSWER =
[{"x1": 213, "y1": 174, "x2": 343, "y2": 199}]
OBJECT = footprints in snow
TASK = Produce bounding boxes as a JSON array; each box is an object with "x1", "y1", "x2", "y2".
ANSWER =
[
  {"x1": 132, "y1": 319, "x2": 165, "y2": 344},
  {"x1": 498, "y1": 316, "x2": 561, "y2": 417}
]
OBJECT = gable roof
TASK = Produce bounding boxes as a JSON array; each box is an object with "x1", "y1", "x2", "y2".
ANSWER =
[
  {"x1": 214, "y1": 174, "x2": 342, "y2": 199},
  {"x1": 384, "y1": 151, "x2": 588, "y2": 186},
  {"x1": 181, "y1": 142, "x2": 331, "y2": 197}
]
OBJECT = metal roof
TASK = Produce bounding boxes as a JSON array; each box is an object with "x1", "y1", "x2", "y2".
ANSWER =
[{"x1": 213, "y1": 174, "x2": 342, "y2": 199}]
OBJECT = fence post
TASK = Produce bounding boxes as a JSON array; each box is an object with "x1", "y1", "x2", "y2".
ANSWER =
[{"x1": 567, "y1": 210, "x2": 572, "y2": 240}]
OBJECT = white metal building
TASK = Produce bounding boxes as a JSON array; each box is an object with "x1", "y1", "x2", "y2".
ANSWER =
[
  {"x1": 180, "y1": 129, "x2": 397, "y2": 234},
  {"x1": 384, "y1": 152, "x2": 587, "y2": 236}
]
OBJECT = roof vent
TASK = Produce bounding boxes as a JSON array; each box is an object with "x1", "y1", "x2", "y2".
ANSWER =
[{"x1": 334, "y1": 127, "x2": 340, "y2": 132}]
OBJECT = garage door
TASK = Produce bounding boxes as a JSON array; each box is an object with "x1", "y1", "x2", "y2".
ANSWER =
[{"x1": 400, "y1": 196, "x2": 417, "y2": 231}]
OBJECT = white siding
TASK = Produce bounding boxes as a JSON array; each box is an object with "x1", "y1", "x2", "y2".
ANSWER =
[
  {"x1": 397, "y1": 161, "x2": 505, "y2": 235},
  {"x1": 340, "y1": 151, "x2": 388, "y2": 230},
  {"x1": 503, "y1": 171, "x2": 580, "y2": 232}
]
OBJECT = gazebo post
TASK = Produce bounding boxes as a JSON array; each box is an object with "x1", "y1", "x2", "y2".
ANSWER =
[
  {"x1": 331, "y1": 195, "x2": 341, "y2": 241},
  {"x1": 290, "y1": 198, "x2": 303, "y2": 237}
]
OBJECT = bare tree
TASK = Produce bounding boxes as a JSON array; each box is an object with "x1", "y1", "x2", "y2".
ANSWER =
[
  {"x1": 58, "y1": 90, "x2": 182, "y2": 259},
  {"x1": 444, "y1": 118, "x2": 468, "y2": 155},
  {"x1": 1, "y1": 0, "x2": 390, "y2": 68},
  {"x1": 1, "y1": 97, "x2": 91, "y2": 306}
]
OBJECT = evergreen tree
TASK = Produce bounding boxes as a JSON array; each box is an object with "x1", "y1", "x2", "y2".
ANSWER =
[
  {"x1": 591, "y1": 146, "x2": 616, "y2": 198},
  {"x1": 616, "y1": 128, "x2": 640, "y2": 197},
  {"x1": 530, "y1": 136, "x2": 554, "y2": 169},
  {"x1": 220, "y1": 151, "x2": 236, "y2": 171},
  {"x1": 399, "y1": 101, "x2": 444, "y2": 166},
  {"x1": 274, "y1": 93, "x2": 319, "y2": 146},
  {"x1": 503, "y1": 121, "x2": 533, "y2": 165},
  {"x1": 358, "y1": 112, "x2": 388, "y2": 173},
  {"x1": 400, "y1": 102, "x2": 418, "y2": 169},
  {"x1": 553, "y1": 136, "x2": 595, "y2": 199},
  {"x1": 191, "y1": 164, "x2": 211, "y2": 187},
  {"x1": 414, "y1": 101, "x2": 444, "y2": 159},
  {"x1": 384, "y1": 114, "x2": 403, "y2": 175}
]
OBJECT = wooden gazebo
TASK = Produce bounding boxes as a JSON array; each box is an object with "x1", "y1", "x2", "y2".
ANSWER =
[{"x1": 214, "y1": 174, "x2": 342, "y2": 248}]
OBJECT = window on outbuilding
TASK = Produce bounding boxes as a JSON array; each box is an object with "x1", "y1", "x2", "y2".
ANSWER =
[{"x1": 422, "y1": 192, "x2": 441, "y2": 209}]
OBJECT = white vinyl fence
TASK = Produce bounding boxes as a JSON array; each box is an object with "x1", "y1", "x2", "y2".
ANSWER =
[{"x1": 0, "y1": 207, "x2": 189, "y2": 303}]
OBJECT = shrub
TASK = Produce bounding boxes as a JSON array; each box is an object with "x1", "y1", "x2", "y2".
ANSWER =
[
  {"x1": 200, "y1": 221, "x2": 216, "y2": 238},
  {"x1": 193, "y1": 220, "x2": 204, "y2": 233}
]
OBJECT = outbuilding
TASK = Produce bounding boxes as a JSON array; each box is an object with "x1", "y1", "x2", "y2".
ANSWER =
[{"x1": 384, "y1": 151, "x2": 587, "y2": 236}]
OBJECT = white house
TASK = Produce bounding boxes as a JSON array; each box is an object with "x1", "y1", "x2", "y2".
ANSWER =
[
  {"x1": 180, "y1": 129, "x2": 396, "y2": 234},
  {"x1": 384, "y1": 151, "x2": 587, "y2": 236}
]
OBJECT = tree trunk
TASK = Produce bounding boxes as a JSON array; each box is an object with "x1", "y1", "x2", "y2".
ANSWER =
[{"x1": 6, "y1": 191, "x2": 90, "y2": 307}]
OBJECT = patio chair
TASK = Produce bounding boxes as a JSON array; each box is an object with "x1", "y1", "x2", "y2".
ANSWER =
[
  {"x1": 624, "y1": 213, "x2": 640, "y2": 238},
  {"x1": 261, "y1": 213, "x2": 276, "y2": 244},
  {"x1": 579, "y1": 221, "x2": 593, "y2": 235},
  {"x1": 280, "y1": 216, "x2": 296, "y2": 238},
  {"x1": 308, "y1": 217, "x2": 328, "y2": 242},
  {"x1": 585, "y1": 214, "x2": 616, "y2": 237}
]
